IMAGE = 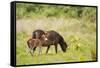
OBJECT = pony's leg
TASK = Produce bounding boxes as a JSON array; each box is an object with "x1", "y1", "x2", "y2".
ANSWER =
[
  {"x1": 46, "y1": 46, "x2": 50, "y2": 54},
  {"x1": 55, "y1": 44, "x2": 57, "y2": 54}
]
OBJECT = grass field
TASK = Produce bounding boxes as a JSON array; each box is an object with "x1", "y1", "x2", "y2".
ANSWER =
[{"x1": 16, "y1": 18, "x2": 96, "y2": 65}]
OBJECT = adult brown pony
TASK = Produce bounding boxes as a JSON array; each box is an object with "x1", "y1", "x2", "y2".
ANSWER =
[{"x1": 43, "y1": 30, "x2": 68, "y2": 53}]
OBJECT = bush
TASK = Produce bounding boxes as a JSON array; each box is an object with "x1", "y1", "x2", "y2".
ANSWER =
[{"x1": 16, "y1": 3, "x2": 96, "y2": 23}]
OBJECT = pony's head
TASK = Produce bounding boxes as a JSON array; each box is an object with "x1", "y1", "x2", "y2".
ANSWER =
[{"x1": 60, "y1": 42, "x2": 68, "y2": 52}]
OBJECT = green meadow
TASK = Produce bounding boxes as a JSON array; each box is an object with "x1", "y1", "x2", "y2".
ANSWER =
[{"x1": 16, "y1": 3, "x2": 97, "y2": 65}]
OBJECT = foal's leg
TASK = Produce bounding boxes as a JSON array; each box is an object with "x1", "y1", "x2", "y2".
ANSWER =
[
  {"x1": 55, "y1": 44, "x2": 57, "y2": 54},
  {"x1": 46, "y1": 45, "x2": 50, "y2": 54},
  {"x1": 28, "y1": 46, "x2": 34, "y2": 56},
  {"x1": 38, "y1": 45, "x2": 42, "y2": 63},
  {"x1": 33, "y1": 47, "x2": 37, "y2": 54},
  {"x1": 39, "y1": 46, "x2": 42, "y2": 55},
  {"x1": 27, "y1": 42, "x2": 33, "y2": 56},
  {"x1": 38, "y1": 41, "x2": 42, "y2": 55},
  {"x1": 29, "y1": 49, "x2": 33, "y2": 56}
]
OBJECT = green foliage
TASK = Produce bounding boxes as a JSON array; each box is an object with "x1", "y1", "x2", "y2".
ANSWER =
[{"x1": 16, "y1": 3, "x2": 96, "y2": 23}]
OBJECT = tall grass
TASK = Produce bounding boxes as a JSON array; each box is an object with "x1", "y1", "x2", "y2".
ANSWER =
[{"x1": 16, "y1": 18, "x2": 96, "y2": 65}]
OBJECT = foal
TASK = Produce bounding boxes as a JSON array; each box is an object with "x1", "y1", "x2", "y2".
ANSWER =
[{"x1": 27, "y1": 34, "x2": 47, "y2": 56}]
